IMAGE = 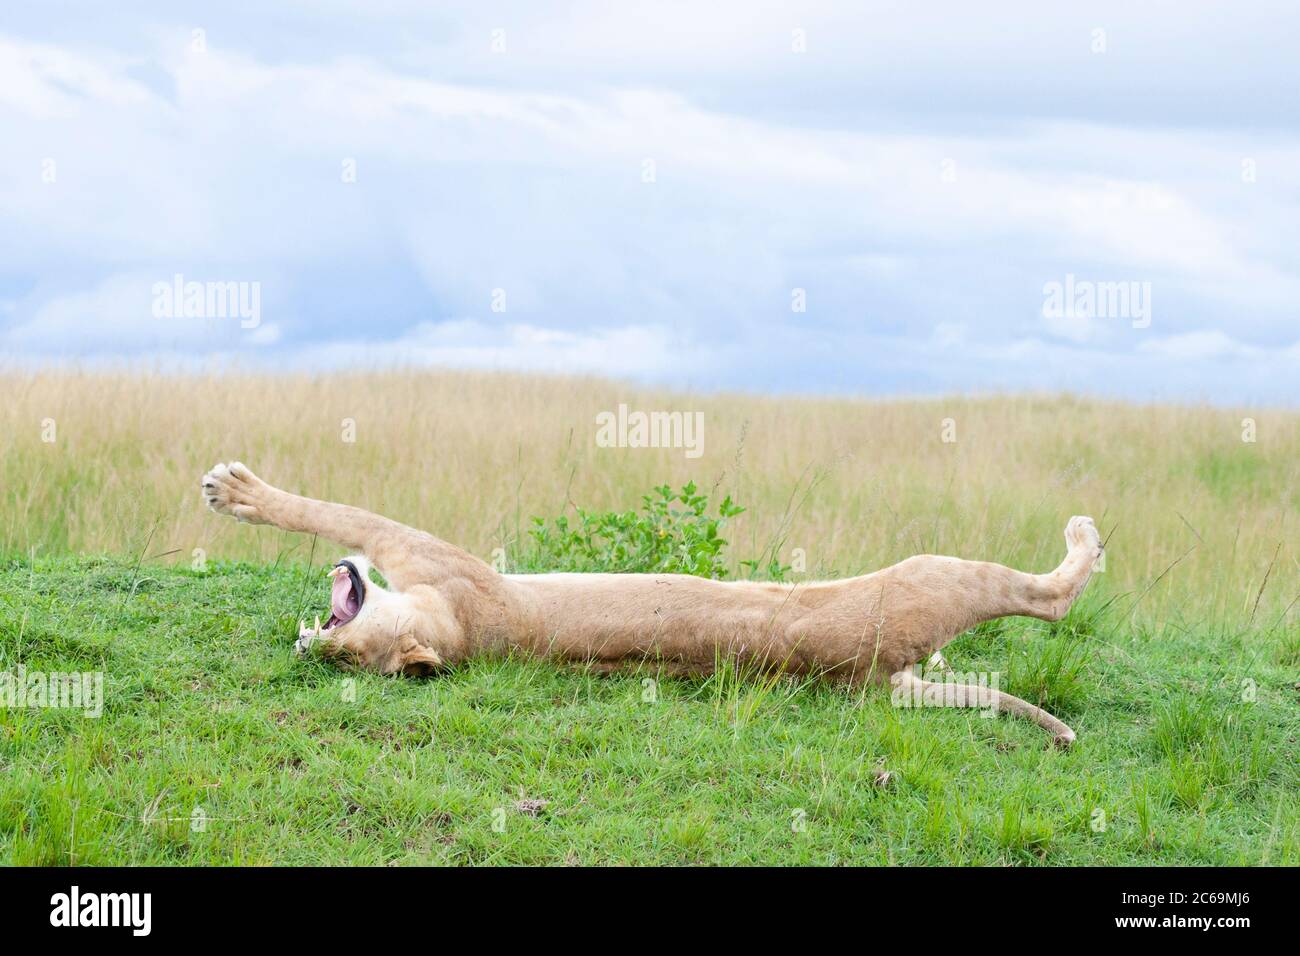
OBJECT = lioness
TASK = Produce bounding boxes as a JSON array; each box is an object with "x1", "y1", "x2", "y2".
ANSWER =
[{"x1": 201, "y1": 461, "x2": 1102, "y2": 745}]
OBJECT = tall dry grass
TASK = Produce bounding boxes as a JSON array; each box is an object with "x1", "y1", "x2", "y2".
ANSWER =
[{"x1": 2, "y1": 369, "x2": 1295, "y2": 627}]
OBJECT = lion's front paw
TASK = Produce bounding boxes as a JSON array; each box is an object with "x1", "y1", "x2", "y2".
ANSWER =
[
  {"x1": 201, "y1": 461, "x2": 271, "y2": 524},
  {"x1": 1065, "y1": 515, "x2": 1101, "y2": 558}
]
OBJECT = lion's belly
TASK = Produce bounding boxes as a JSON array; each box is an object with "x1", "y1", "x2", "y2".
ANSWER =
[{"x1": 505, "y1": 573, "x2": 813, "y2": 669}]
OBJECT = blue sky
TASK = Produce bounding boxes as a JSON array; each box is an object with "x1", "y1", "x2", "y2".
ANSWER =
[{"x1": 2, "y1": 1, "x2": 1298, "y2": 403}]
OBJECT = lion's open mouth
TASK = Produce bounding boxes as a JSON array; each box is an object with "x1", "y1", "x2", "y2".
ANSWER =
[
  {"x1": 327, "y1": 560, "x2": 365, "y2": 628},
  {"x1": 297, "y1": 560, "x2": 365, "y2": 649}
]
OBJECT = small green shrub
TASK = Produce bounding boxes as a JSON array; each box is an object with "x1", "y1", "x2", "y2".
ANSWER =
[
  {"x1": 738, "y1": 554, "x2": 793, "y2": 582},
  {"x1": 524, "y1": 481, "x2": 745, "y2": 578}
]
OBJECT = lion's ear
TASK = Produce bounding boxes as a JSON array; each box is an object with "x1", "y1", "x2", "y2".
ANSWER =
[{"x1": 399, "y1": 642, "x2": 443, "y2": 677}]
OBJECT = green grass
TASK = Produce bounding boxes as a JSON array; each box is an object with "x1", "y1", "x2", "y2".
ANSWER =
[{"x1": 1, "y1": 553, "x2": 1295, "y2": 865}]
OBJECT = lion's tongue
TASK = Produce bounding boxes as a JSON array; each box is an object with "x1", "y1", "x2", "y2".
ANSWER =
[{"x1": 331, "y1": 572, "x2": 357, "y2": 624}]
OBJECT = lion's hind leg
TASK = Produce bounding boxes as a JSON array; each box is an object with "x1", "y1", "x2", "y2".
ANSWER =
[{"x1": 1026, "y1": 515, "x2": 1103, "y2": 621}]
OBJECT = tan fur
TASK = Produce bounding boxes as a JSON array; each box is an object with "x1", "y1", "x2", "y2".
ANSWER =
[{"x1": 201, "y1": 462, "x2": 1102, "y2": 745}]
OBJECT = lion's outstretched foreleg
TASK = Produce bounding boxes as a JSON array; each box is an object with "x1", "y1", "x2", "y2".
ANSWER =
[{"x1": 200, "y1": 461, "x2": 488, "y2": 590}]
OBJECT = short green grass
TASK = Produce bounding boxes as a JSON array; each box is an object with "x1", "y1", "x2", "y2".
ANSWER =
[{"x1": 2, "y1": 554, "x2": 1295, "y2": 865}]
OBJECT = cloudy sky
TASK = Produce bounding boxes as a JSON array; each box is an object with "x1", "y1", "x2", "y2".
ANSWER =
[{"x1": 2, "y1": 1, "x2": 1298, "y2": 403}]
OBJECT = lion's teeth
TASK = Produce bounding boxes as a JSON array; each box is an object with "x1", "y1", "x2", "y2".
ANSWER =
[{"x1": 314, "y1": 615, "x2": 322, "y2": 635}]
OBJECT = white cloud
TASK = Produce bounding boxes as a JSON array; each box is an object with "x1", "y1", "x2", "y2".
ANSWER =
[
  {"x1": 1136, "y1": 331, "x2": 1299, "y2": 362},
  {"x1": 3, "y1": 274, "x2": 266, "y2": 354},
  {"x1": 0, "y1": 37, "x2": 153, "y2": 118},
  {"x1": 0, "y1": 8, "x2": 1298, "y2": 404},
  {"x1": 293, "y1": 320, "x2": 690, "y2": 378}
]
